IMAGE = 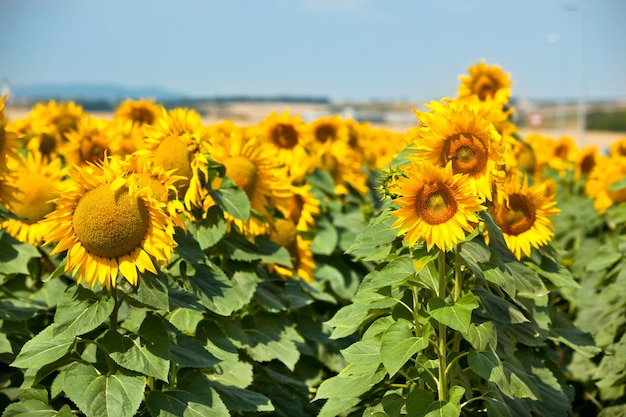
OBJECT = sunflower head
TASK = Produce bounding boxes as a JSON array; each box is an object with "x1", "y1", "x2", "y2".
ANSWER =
[
  {"x1": 489, "y1": 175, "x2": 560, "y2": 259},
  {"x1": 45, "y1": 156, "x2": 176, "y2": 289},
  {"x1": 114, "y1": 99, "x2": 162, "y2": 126},
  {"x1": 267, "y1": 218, "x2": 315, "y2": 282},
  {"x1": 391, "y1": 161, "x2": 485, "y2": 252},
  {"x1": 458, "y1": 60, "x2": 513, "y2": 104}
]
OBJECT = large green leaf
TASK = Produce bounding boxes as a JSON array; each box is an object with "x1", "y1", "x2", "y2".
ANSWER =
[
  {"x1": 406, "y1": 388, "x2": 434, "y2": 417},
  {"x1": 187, "y1": 263, "x2": 257, "y2": 316},
  {"x1": 380, "y1": 319, "x2": 429, "y2": 377},
  {"x1": 11, "y1": 326, "x2": 73, "y2": 369},
  {"x1": 145, "y1": 389, "x2": 229, "y2": 417},
  {"x1": 63, "y1": 363, "x2": 145, "y2": 417},
  {"x1": 340, "y1": 339, "x2": 380, "y2": 366},
  {"x1": 359, "y1": 256, "x2": 415, "y2": 293},
  {"x1": 168, "y1": 324, "x2": 220, "y2": 369},
  {"x1": 101, "y1": 314, "x2": 170, "y2": 381},
  {"x1": 174, "y1": 228, "x2": 207, "y2": 264},
  {"x1": 119, "y1": 270, "x2": 169, "y2": 312},
  {"x1": 0, "y1": 233, "x2": 41, "y2": 275},
  {"x1": 254, "y1": 235, "x2": 292, "y2": 267},
  {"x1": 468, "y1": 351, "x2": 538, "y2": 400},
  {"x1": 210, "y1": 381, "x2": 274, "y2": 413},
  {"x1": 52, "y1": 286, "x2": 115, "y2": 338},
  {"x1": 185, "y1": 205, "x2": 227, "y2": 249},
  {"x1": 2, "y1": 400, "x2": 73, "y2": 417},
  {"x1": 464, "y1": 321, "x2": 497, "y2": 352},
  {"x1": 346, "y1": 208, "x2": 398, "y2": 261},
  {"x1": 428, "y1": 291, "x2": 479, "y2": 334},
  {"x1": 209, "y1": 177, "x2": 250, "y2": 221},
  {"x1": 310, "y1": 215, "x2": 339, "y2": 255}
]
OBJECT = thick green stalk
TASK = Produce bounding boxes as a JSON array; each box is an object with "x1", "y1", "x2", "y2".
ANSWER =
[{"x1": 437, "y1": 250, "x2": 448, "y2": 401}]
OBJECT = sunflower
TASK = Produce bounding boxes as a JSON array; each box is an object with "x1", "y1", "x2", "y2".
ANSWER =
[
  {"x1": 585, "y1": 156, "x2": 626, "y2": 215},
  {"x1": 609, "y1": 137, "x2": 626, "y2": 159},
  {"x1": 267, "y1": 218, "x2": 315, "y2": 282},
  {"x1": 0, "y1": 95, "x2": 20, "y2": 176},
  {"x1": 26, "y1": 100, "x2": 85, "y2": 141},
  {"x1": 361, "y1": 127, "x2": 410, "y2": 170},
  {"x1": 391, "y1": 161, "x2": 485, "y2": 252},
  {"x1": 458, "y1": 60, "x2": 513, "y2": 105},
  {"x1": 138, "y1": 107, "x2": 209, "y2": 211},
  {"x1": 411, "y1": 99, "x2": 503, "y2": 201},
  {"x1": 63, "y1": 116, "x2": 116, "y2": 166},
  {"x1": 45, "y1": 156, "x2": 177, "y2": 289},
  {"x1": 523, "y1": 133, "x2": 555, "y2": 178},
  {"x1": 256, "y1": 109, "x2": 311, "y2": 167},
  {"x1": 489, "y1": 175, "x2": 560, "y2": 260},
  {"x1": 548, "y1": 136, "x2": 578, "y2": 173},
  {"x1": 280, "y1": 183, "x2": 321, "y2": 231},
  {"x1": 1, "y1": 151, "x2": 66, "y2": 245},
  {"x1": 308, "y1": 115, "x2": 349, "y2": 145},
  {"x1": 114, "y1": 99, "x2": 162, "y2": 126},
  {"x1": 206, "y1": 131, "x2": 292, "y2": 236},
  {"x1": 312, "y1": 139, "x2": 369, "y2": 196},
  {"x1": 510, "y1": 140, "x2": 537, "y2": 176},
  {"x1": 575, "y1": 145, "x2": 600, "y2": 180}
]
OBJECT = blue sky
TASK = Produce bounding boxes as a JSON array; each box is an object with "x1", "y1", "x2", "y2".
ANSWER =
[{"x1": 1, "y1": 0, "x2": 625, "y2": 103}]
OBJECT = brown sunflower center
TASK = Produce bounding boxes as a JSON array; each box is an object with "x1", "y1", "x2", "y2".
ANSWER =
[
  {"x1": 73, "y1": 184, "x2": 149, "y2": 258},
  {"x1": 287, "y1": 194, "x2": 304, "y2": 225},
  {"x1": 416, "y1": 182, "x2": 458, "y2": 225},
  {"x1": 153, "y1": 136, "x2": 194, "y2": 188},
  {"x1": 444, "y1": 133, "x2": 488, "y2": 175},
  {"x1": 130, "y1": 107, "x2": 156, "y2": 125},
  {"x1": 498, "y1": 193, "x2": 535, "y2": 236},
  {"x1": 473, "y1": 74, "x2": 497, "y2": 101},
  {"x1": 80, "y1": 139, "x2": 107, "y2": 165},
  {"x1": 11, "y1": 174, "x2": 57, "y2": 222},
  {"x1": 554, "y1": 144, "x2": 569, "y2": 159},
  {"x1": 271, "y1": 123, "x2": 298, "y2": 149},
  {"x1": 315, "y1": 124, "x2": 336, "y2": 143},
  {"x1": 579, "y1": 154, "x2": 596, "y2": 176},
  {"x1": 222, "y1": 155, "x2": 258, "y2": 198},
  {"x1": 39, "y1": 133, "x2": 58, "y2": 156},
  {"x1": 54, "y1": 114, "x2": 79, "y2": 136}
]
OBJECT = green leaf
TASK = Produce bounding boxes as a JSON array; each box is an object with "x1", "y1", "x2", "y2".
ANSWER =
[
  {"x1": 254, "y1": 235, "x2": 292, "y2": 267},
  {"x1": 550, "y1": 309, "x2": 601, "y2": 358},
  {"x1": 423, "y1": 401, "x2": 461, "y2": 417},
  {"x1": 359, "y1": 255, "x2": 415, "y2": 293},
  {"x1": 168, "y1": 324, "x2": 220, "y2": 369},
  {"x1": 145, "y1": 389, "x2": 229, "y2": 417},
  {"x1": 2, "y1": 399, "x2": 63, "y2": 417},
  {"x1": 187, "y1": 263, "x2": 257, "y2": 316},
  {"x1": 310, "y1": 215, "x2": 339, "y2": 255},
  {"x1": 406, "y1": 388, "x2": 434, "y2": 417},
  {"x1": 327, "y1": 302, "x2": 379, "y2": 339},
  {"x1": 186, "y1": 205, "x2": 227, "y2": 249},
  {"x1": 210, "y1": 381, "x2": 274, "y2": 413},
  {"x1": 380, "y1": 319, "x2": 429, "y2": 377},
  {"x1": 11, "y1": 326, "x2": 74, "y2": 369},
  {"x1": 468, "y1": 351, "x2": 538, "y2": 400},
  {"x1": 42, "y1": 258, "x2": 67, "y2": 282},
  {"x1": 209, "y1": 177, "x2": 250, "y2": 221},
  {"x1": 119, "y1": 270, "x2": 169, "y2": 311},
  {"x1": 341, "y1": 339, "x2": 380, "y2": 366},
  {"x1": 317, "y1": 397, "x2": 361, "y2": 417},
  {"x1": 464, "y1": 322, "x2": 497, "y2": 352},
  {"x1": 314, "y1": 364, "x2": 387, "y2": 400},
  {"x1": 101, "y1": 314, "x2": 170, "y2": 381},
  {"x1": 52, "y1": 286, "x2": 114, "y2": 338},
  {"x1": 586, "y1": 244, "x2": 623, "y2": 272},
  {"x1": 428, "y1": 291, "x2": 479, "y2": 334},
  {"x1": 174, "y1": 228, "x2": 207, "y2": 264},
  {"x1": 346, "y1": 208, "x2": 398, "y2": 261},
  {"x1": 607, "y1": 176, "x2": 626, "y2": 190},
  {"x1": 218, "y1": 232, "x2": 263, "y2": 262},
  {"x1": 63, "y1": 363, "x2": 145, "y2": 417},
  {"x1": 0, "y1": 233, "x2": 40, "y2": 275}
]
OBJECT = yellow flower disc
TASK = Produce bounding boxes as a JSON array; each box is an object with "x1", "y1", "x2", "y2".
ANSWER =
[
  {"x1": 416, "y1": 182, "x2": 458, "y2": 225},
  {"x1": 223, "y1": 155, "x2": 258, "y2": 198},
  {"x1": 444, "y1": 133, "x2": 488, "y2": 175},
  {"x1": 153, "y1": 136, "x2": 193, "y2": 181},
  {"x1": 11, "y1": 173, "x2": 56, "y2": 222},
  {"x1": 496, "y1": 193, "x2": 536, "y2": 236},
  {"x1": 270, "y1": 123, "x2": 299, "y2": 149},
  {"x1": 73, "y1": 184, "x2": 149, "y2": 259}
]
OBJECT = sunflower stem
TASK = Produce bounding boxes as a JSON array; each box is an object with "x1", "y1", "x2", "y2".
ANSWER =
[
  {"x1": 437, "y1": 249, "x2": 448, "y2": 401},
  {"x1": 109, "y1": 286, "x2": 121, "y2": 332}
]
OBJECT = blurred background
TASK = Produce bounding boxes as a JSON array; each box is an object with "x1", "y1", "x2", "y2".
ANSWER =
[{"x1": 1, "y1": 0, "x2": 625, "y2": 148}]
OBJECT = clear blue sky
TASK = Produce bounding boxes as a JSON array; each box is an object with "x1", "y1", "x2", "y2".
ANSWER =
[{"x1": 1, "y1": 0, "x2": 625, "y2": 103}]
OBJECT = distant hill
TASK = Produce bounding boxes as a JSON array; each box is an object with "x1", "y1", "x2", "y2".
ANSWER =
[{"x1": 9, "y1": 83, "x2": 190, "y2": 102}]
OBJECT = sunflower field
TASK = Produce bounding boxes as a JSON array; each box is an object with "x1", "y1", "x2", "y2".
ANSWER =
[{"x1": 1, "y1": 62, "x2": 626, "y2": 417}]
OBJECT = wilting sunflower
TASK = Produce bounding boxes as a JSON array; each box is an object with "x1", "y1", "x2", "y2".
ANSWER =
[
  {"x1": 391, "y1": 161, "x2": 485, "y2": 252},
  {"x1": 138, "y1": 107, "x2": 209, "y2": 211},
  {"x1": 458, "y1": 60, "x2": 513, "y2": 105},
  {"x1": 45, "y1": 156, "x2": 177, "y2": 289},
  {"x1": 489, "y1": 175, "x2": 560, "y2": 260},
  {"x1": 114, "y1": 99, "x2": 162, "y2": 126},
  {"x1": 207, "y1": 131, "x2": 292, "y2": 236},
  {"x1": 256, "y1": 109, "x2": 311, "y2": 167},
  {"x1": 1, "y1": 151, "x2": 66, "y2": 245},
  {"x1": 267, "y1": 218, "x2": 315, "y2": 282},
  {"x1": 411, "y1": 99, "x2": 503, "y2": 201},
  {"x1": 585, "y1": 156, "x2": 626, "y2": 214},
  {"x1": 64, "y1": 116, "x2": 116, "y2": 166}
]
